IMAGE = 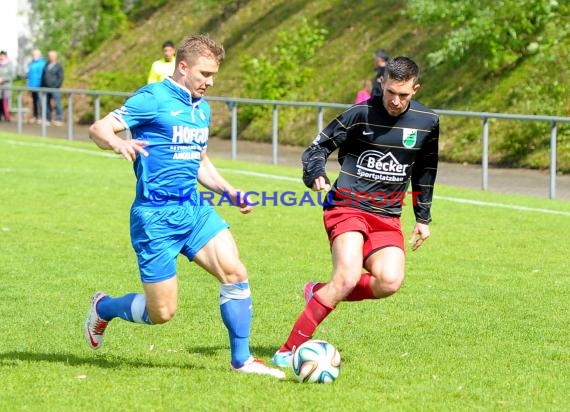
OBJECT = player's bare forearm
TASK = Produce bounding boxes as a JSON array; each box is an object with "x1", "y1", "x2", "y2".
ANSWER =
[
  {"x1": 198, "y1": 153, "x2": 252, "y2": 214},
  {"x1": 89, "y1": 114, "x2": 120, "y2": 149},
  {"x1": 89, "y1": 114, "x2": 148, "y2": 162},
  {"x1": 197, "y1": 153, "x2": 233, "y2": 194}
]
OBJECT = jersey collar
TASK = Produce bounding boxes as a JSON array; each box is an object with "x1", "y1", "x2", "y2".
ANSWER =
[{"x1": 165, "y1": 77, "x2": 203, "y2": 107}]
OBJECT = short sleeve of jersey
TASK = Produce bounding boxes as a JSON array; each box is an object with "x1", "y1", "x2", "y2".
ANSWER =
[{"x1": 112, "y1": 88, "x2": 158, "y2": 130}]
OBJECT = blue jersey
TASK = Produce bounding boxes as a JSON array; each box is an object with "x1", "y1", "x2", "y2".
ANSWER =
[{"x1": 112, "y1": 78, "x2": 209, "y2": 207}]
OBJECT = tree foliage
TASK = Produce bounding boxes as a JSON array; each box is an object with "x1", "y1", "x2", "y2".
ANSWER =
[
  {"x1": 236, "y1": 18, "x2": 328, "y2": 139},
  {"x1": 240, "y1": 19, "x2": 328, "y2": 113},
  {"x1": 29, "y1": 0, "x2": 128, "y2": 62},
  {"x1": 406, "y1": 0, "x2": 565, "y2": 71},
  {"x1": 241, "y1": 18, "x2": 328, "y2": 101}
]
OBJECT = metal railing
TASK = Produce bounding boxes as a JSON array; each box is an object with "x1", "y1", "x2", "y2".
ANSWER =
[
  {"x1": 435, "y1": 109, "x2": 569, "y2": 199},
  {"x1": 2, "y1": 85, "x2": 569, "y2": 199}
]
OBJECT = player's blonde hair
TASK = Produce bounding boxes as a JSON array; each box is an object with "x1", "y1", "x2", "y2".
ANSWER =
[{"x1": 175, "y1": 34, "x2": 225, "y2": 67}]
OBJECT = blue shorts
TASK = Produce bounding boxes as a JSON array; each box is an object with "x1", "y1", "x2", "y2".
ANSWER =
[{"x1": 130, "y1": 204, "x2": 229, "y2": 283}]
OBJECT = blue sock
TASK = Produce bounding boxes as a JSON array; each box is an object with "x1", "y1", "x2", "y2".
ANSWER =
[
  {"x1": 220, "y1": 281, "x2": 252, "y2": 368},
  {"x1": 97, "y1": 293, "x2": 152, "y2": 324}
]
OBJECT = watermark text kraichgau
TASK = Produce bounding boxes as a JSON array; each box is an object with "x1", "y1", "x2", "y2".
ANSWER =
[{"x1": 147, "y1": 188, "x2": 420, "y2": 207}]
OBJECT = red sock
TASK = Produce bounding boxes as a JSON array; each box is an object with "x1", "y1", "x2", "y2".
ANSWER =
[
  {"x1": 280, "y1": 294, "x2": 334, "y2": 352},
  {"x1": 344, "y1": 273, "x2": 376, "y2": 301},
  {"x1": 312, "y1": 282, "x2": 324, "y2": 294}
]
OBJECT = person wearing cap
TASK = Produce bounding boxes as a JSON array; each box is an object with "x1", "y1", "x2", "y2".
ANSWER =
[
  {"x1": 371, "y1": 48, "x2": 390, "y2": 96},
  {"x1": 147, "y1": 40, "x2": 176, "y2": 84},
  {"x1": 0, "y1": 50, "x2": 16, "y2": 121}
]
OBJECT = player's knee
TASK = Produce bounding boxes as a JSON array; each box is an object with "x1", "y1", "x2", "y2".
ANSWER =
[
  {"x1": 148, "y1": 306, "x2": 177, "y2": 324},
  {"x1": 232, "y1": 268, "x2": 248, "y2": 283},
  {"x1": 380, "y1": 278, "x2": 403, "y2": 296},
  {"x1": 330, "y1": 273, "x2": 361, "y2": 296},
  {"x1": 373, "y1": 270, "x2": 404, "y2": 297},
  {"x1": 220, "y1": 262, "x2": 248, "y2": 284}
]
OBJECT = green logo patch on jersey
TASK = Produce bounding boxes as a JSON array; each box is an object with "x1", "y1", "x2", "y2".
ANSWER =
[{"x1": 402, "y1": 128, "x2": 418, "y2": 148}]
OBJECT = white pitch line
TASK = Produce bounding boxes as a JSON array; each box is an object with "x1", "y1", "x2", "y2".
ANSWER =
[
  {"x1": 433, "y1": 195, "x2": 570, "y2": 217},
  {"x1": 218, "y1": 168, "x2": 300, "y2": 183},
  {"x1": 219, "y1": 169, "x2": 570, "y2": 217},
  {"x1": 1, "y1": 138, "x2": 119, "y2": 158},
  {"x1": 2, "y1": 137, "x2": 569, "y2": 217}
]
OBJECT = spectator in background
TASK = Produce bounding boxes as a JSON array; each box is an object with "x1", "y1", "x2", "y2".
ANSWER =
[
  {"x1": 354, "y1": 79, "x2": 373, "y2": 104},
  {"x1": 41, "y1": 50, "x2": 64, "y2": 126},
  {"x1": 27, "y1": 49, "x2": 46, "y2": 124},
  {"x1": 371, "y1": 48, "x2": 389, "y2": 97},
  {"x1": 0, "y1": 50, "x2": 16, "y2": 122},
  {"x1": 147, "y1": 40, "x2": 176, "y2": 84}
]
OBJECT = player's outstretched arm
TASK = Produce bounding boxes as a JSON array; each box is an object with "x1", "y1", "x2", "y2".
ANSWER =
[
  {"x1": 89, "y1": 114, "x2": 149, "y2": 162},
  {"x1": 198, "y1": 152, "x2": 252, "y2": 214}
]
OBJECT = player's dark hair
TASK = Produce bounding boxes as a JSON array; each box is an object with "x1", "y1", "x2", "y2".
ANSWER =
[
  {"x1": 385, "y1": 56, "x2": 420, "y2": 84},
  {"x1": 162, "y1": 40, "x2": 175, "y2": 49},
  {"x1": 176, "y1": 34, "x2": 225, "y2": 67}
]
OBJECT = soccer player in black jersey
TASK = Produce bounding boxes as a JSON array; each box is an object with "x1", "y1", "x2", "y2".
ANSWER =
[{"x1": 273, "y1": 56, "x2": 439, "y2": 367}]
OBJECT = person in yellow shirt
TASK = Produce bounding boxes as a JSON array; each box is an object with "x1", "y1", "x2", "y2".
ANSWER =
[{"x1": 147, "y1": 40, "x2": 176, "y2": 84}]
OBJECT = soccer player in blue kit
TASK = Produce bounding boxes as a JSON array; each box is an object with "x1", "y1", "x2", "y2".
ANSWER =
[{"x1": 85, "y1": 34, "x2": 284, "y2": 379}]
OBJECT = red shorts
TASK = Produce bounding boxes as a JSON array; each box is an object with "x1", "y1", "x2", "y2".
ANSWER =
[{"x1": 323, "y1": 206, "x2": 404, "y2": 259}]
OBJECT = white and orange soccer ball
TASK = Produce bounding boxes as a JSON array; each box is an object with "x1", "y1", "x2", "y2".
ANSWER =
[{"x1": 292, "y1": 339, "x2": 341, "y2": 384}]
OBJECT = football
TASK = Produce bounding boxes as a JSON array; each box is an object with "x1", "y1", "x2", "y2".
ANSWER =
[{"x1": 291, "y1": 339, "x2": 341, "y2": 383}]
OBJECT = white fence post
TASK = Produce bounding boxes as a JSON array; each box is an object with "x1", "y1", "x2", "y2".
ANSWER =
[
  {"x1": 549, "y1": 121, "x2": 557, "y2": 199},
  {"x1": 231, "y1": 102, "x2": 237, "y2": 160},
  {"x1": 272, "y1": 104, "x2": 278, "y2": 165},
  {"x1": 67, "y1": 93, "x2": 73, "y2": 140},
  {"x1": 482, "y1": 116, "x2": 489, "y2": 191}
]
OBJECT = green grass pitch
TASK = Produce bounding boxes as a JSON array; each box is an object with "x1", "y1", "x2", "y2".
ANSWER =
[{"x1": 1, "y1": 132, "x2": 569, "y2": 411}]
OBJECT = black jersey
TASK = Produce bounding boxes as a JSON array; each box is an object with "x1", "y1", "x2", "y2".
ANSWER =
[{"x1": 302, "y1": 94, "x2": 439, "y2": 223}]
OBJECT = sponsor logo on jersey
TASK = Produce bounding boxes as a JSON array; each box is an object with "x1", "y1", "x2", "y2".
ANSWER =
[
  {"x1": 356, "y1": 150, "x2": 410, "y2": 182},
  {"x1": 170, "y1": 110, "x2": 184, "y2": 117},
  {"x1": 171, "y1": 126, "x2": 208, "y2": 144},
  {"x1": 172, "y1": 151, "x2": 201, "y2": 160},
  {"x1": 402, "y1": 128, "x2": 418, "y2": 148}
]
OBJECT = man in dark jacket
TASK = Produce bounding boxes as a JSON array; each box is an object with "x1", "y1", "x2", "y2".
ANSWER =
[
  {"x1": 371, "y1": 48, "x2": 389, "y2": 97},
  {"x1": 41, "y1": 50, "x2": 64, "y2": 125}
]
